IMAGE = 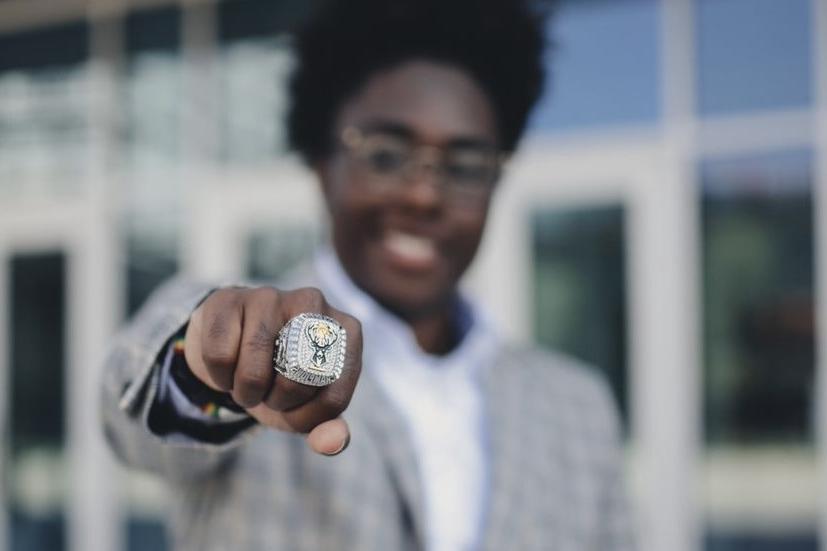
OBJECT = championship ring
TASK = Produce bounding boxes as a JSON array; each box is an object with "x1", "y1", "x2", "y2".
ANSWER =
[{"x1": 273, "y1": 313, "x2": 347, "y2": 387}]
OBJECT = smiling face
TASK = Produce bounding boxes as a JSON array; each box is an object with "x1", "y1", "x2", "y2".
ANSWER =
[{"x1": 317, "y1": 60, "x2": 500, "y2": 320}]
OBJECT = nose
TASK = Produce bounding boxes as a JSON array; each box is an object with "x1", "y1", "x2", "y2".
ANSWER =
[
  {"x1": 399, "y1": 148, "x2": 443, "y2": 211},
  {"x1": 401, "y1": 166, "x2": 442, "y2": 212}
]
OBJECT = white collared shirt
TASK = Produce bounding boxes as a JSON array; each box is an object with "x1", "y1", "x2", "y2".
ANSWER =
[{"x1": 316, "y1": 249, "x2": 499, "y2": 551}]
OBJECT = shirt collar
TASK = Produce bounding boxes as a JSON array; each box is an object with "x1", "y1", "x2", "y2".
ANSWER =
[{"x1": 314, "y1": 247, "x2": 500, "y2": 376}]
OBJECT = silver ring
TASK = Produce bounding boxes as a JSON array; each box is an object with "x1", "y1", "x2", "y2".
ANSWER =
[{"x1": 273, "y1": 313, "x2": 347, "y2": 387}]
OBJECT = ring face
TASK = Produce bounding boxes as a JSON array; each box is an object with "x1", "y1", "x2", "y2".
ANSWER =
[{"x1": 273, "y1": 313, "x2": 347, "y2": 387}]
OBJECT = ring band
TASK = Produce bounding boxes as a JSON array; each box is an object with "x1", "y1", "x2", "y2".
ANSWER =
[{"x1": 273, "y1": 313, "x2": 347, "y2": 387}]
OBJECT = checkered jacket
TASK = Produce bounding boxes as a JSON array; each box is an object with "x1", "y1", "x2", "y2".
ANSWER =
[{"x1": 101, "y1": 275, "x2": 635, "y2": 551}]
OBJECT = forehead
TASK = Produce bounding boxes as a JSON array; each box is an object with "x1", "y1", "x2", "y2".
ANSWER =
[{"x1": 335, "y1": 60, "x2": 498, "y2": 147}]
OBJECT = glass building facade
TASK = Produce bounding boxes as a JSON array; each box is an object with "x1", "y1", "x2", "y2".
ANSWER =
[{"x1": 0, "y1": 0, "x2": 824, "y2": 550}]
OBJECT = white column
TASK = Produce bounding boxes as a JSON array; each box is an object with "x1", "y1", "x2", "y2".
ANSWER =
[
  {"x1": 633, "y1": 0, "x2": 701, "y2": 549},
  {"x1": 65, "y1": 14, "x2": 122, "y2": 551},
  {"x1": 179, "y1": 0, "x2": 226, "y2": 281},
  {"x1": 66, "y1": 206, "x2": 121, "y2": 551},
  {"x1": 0, "y1": 243, "x2": 9, "y2": 551},
  {"x1": 628, "y1": 150, "x2": 701, "y2": 551},
  {"x1": 181, "y1": 0, "x2": 220, "y2": 163},
  {"x1": 812, "y1": 0, "x2": 827, "y2": 547}
]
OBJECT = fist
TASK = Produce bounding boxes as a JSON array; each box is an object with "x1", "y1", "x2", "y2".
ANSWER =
[{"x1": 184, "y1": 286, "x2": 362, "y2": 455}]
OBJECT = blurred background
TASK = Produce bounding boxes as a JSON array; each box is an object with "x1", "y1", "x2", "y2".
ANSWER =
[{"x1": 0, "y1": 0, "x2": 825, "y2": 550}]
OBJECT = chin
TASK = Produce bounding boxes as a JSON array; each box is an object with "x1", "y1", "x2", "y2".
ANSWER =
[{"x1": 374, "y1": 285, "x2": 457, "y2": 322}]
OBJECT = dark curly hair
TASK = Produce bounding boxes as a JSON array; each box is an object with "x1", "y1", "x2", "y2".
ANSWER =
[{"x1": 287, "y1": 0, "x2": 551, "y2": 164}]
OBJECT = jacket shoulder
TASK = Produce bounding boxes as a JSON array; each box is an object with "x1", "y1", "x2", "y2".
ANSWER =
[{"x1": 495, "y1": 344, "x2": 623, "y2": 436}]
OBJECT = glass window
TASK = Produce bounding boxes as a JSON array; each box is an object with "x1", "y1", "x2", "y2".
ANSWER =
[
  {"x1": 218, "y1": 38, "x2": 293, "y2": 164},
  {"x1": 121, "y1": 6, "x2": 183, "y2": 318},
  {"x1": 0, "y1": 23, "x2": 90, "y2": 196},
  {"x1": 216, "y1": 0, "x2": 308, "y2": 164},
  {"x1": 701, "y1": 149, "x2": 816, "y2": 550},
  {"x1": 126, "y1": 517, "x2": 168, "y2": 551},
  {"x1": 125, "y1": 6, "x2": 180, "y2": 54},
  {"x1": 696, "y1": 0, "x2": 812, "y2": 116},
  {"x1": 530, "y1": 0, "x2": 660, "y2": 133},
  {"x1": 217, "y1": 0, "x2": 308, "y2": 42},
  {"x1": 123, "y1": 7, "x2": 182, "y2": 171},
  {"x1": 125, "y1": 220, "x2": 179, "y2": 317},
  {"x1": 120, "y1": 6, "x2": 183, "y2": 333},
  {"x1": 8, "y1": 252, "x2": 67, "y2": 551},
  {"x1": 0, "y1": 23, "x2": 88, "y2": 72},
  {"x1": 532, "y1": 205, "x2": 629, "y2": 431}
]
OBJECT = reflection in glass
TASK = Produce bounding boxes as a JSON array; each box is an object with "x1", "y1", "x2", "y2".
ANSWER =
[
  {"x1": 701, "y1": 149, "x2": 816, "y2": 550},
  {"x1": 216, "y1": 0, "x2": 308, "y2": 164},
  {"x1": 8, "y1": 253, "x2": 67, "y2": 551},
  {"x1": 123, "y1": 7, "x2": 182, "y2": 171},
  {"x1": 696, "y1": 0, "x2": 812, "y2": 116},
  {"x1": 217, "y1": 0, "x2": 307, "y2": 43},
  {"x1": 121, "y1": 6, "x2": 183, "y2": 326},
  {"x1": 530, "y1": 0, "x2": 660, "y2": 133},
  {"x1": 0, "y1": 22, "x2": 90, "y2": 196},
  {"x1": 125, "y1": 222, "x2": 179, "y2": 317},
  {"x1": 532, "y1": 205, "x2": 628, "y2": 431},
  {"x1": 219, "y1": 37, "x2": 293, "y2": 164}
]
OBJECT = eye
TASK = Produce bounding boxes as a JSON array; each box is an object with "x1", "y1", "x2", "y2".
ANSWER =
[
  {"x1": 360, "y1": 137, "x2": 410, "y2": 174},
  {"x1": 444, "y1": 151, "x2": 498, "y2": 185},
  {"x1": 443, "y1": 163, "x2": 483, "y2": 184},
  {"x1": 367, "y1": 147, "x2": 407, "y2": 173}
]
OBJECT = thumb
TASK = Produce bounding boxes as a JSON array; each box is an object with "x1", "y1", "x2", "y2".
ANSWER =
[{"x1": 306, "y1": 417, "x2": 350, "y2": 456}]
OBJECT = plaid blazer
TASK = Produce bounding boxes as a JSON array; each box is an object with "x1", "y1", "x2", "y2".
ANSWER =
[{"x1": 101, "y1": 275, "x2": 635, "y2": 551}]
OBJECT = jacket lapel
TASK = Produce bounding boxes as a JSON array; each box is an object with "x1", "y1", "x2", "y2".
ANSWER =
[
  {"x1": 479, "y1": 351, "x2": 533, "y2": 551},
  {"x1": 352, "y1": 372, "x2": 427, "y2": 549}
]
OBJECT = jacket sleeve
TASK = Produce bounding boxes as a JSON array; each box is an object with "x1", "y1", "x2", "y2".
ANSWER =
[{"x1": 99, "y1": 276, "x2": 260, "y2": 482}]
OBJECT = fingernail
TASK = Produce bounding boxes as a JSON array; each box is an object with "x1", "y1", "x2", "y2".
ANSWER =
[{"x1": 325, "y1": 433, "x2": 350, "y2": 456}]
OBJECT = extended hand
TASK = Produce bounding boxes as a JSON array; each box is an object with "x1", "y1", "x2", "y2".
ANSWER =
[{"x1": 184, "y1": 287, "x2": 362, "y2": 455}]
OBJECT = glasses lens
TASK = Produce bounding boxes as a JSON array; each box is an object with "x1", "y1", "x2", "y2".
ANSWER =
[
  {"x1": 360, "y1": 135, "x2": 411, "y2": 175},
  {"x1": 443, "y1": 149, "x2": 498, "y2": 193}
]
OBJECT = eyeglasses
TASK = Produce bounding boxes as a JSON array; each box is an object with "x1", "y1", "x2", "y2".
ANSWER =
[{"x1": 338, "y1": 126, "x2": 503, "y2": 206}]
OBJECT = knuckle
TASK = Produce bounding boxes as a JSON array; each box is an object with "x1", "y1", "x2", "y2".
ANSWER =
[
  {"x1": 235, "y1": 369, "x2": 272, "y2": 392},
  {"x1": 210, "y1": 287, "x2": 243, "y2": 305},
  {"x1": 263, "y1": 392, "x2": 288, "y2": 411},
  {"x1": 296, "y1": 286, "x2": 326, "y2": 309},
  {"x1": 202, "y1": 342, "x2": 236, "y2": 368},
  {"x1": 205, "y1": 309, "x2": 235, "y2": 341},
  {"x1": 243, "y1": 321, "x2": 275, "y2": 354},
  {"x1": 341, "y1": 314, "x2": 362, "y2": 339},
  {"x1": 250, "y1": 286, "x2": 280, "y2": 303},
  {"x1": 279, "y1": 379, "x2": 316, "y2": 400},
  {"x1": 318, "y1": 389, "x2": 348, "y2": 416}
]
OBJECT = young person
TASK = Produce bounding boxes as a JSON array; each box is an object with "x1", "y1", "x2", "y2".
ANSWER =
[{"x1": 102, "y1": 0, "x2": 634, "y2": 548}]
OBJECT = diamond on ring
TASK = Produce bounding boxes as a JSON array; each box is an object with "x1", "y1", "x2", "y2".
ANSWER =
[{"x1": 273, "y1": 313, "x2": 347, "y2": 387}]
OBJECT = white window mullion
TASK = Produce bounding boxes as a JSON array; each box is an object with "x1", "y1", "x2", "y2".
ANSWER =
[{"x1": 812, "y1": 0, "x2": 827, "y2": 548}]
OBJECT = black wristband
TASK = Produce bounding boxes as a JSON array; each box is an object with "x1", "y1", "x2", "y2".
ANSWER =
[{"x1": 169, "y1": 352, "x2": 247, "y2": 414}]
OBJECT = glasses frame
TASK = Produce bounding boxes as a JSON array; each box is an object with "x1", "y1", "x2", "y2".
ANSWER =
[{"x1": 337, "y1": 125, "x2": 506, "y2": 206}]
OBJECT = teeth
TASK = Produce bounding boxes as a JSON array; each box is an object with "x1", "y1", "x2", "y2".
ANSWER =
[{"x1": 385, "y1": 232, "x2": 436, "y2": 261}]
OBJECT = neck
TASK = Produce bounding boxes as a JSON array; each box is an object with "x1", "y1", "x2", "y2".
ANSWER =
[
  {"x1": 408, "y1": 307, "x2": 458, "y2": 356},
  {"x1": 375, "y1": 292, "x2": 463, "y2": 356}
]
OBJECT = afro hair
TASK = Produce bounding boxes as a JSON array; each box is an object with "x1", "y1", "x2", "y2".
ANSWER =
[{"x1": 287, "y1": 0, "x2": 551, "y2": 164}]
